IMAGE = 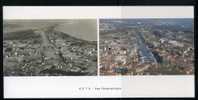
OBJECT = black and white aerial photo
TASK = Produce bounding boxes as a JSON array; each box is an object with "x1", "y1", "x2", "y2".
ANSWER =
[{"x1": 3, "y1": 19, "x2": 97, "y2": 76}]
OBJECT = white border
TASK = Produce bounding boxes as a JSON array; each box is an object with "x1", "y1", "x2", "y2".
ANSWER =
[
  {"x1": 3, "y1": 6, "x2": 194, "y2": 19},
  {"x1": 4, "y1": 76, "x2": 194, "y2": 98},
  {"x1": 97, "y1": 19, "x2": 100, "y2": 76},
  {"x1": 3, "y1": 6, "x2": 195, "y2": 98}
]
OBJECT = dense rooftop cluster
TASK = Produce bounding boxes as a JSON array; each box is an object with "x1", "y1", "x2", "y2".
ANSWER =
[
  {"x1": 100, "y1": 19, "x2": 194, "y2": 75},
  {"x1": 3, "y1": 24, "x2": 97, "y2": 76}
]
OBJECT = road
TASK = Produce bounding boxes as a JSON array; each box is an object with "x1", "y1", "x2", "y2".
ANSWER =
[
  {"x1": 135, "y1": 31, "x2": 157, "y2": 64},
  {"x1": 40, "y1": 30, "x2": 49, "y2": 46}
]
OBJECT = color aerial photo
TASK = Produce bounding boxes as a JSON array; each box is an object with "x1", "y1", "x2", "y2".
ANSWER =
[
  {"x1": 99, "y1": 19, "x2": 194, "y2": 75},
  {"x1": 3, "y1": 19, "x2": 97, "y2": 76}
]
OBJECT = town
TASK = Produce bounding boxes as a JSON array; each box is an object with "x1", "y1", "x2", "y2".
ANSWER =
[
  {"x1": 99, "y1": 19, "x2": 194, "y2": 75},
  {"x1": 3, "y1": 20, "x2": 97, "y2": 76}
]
